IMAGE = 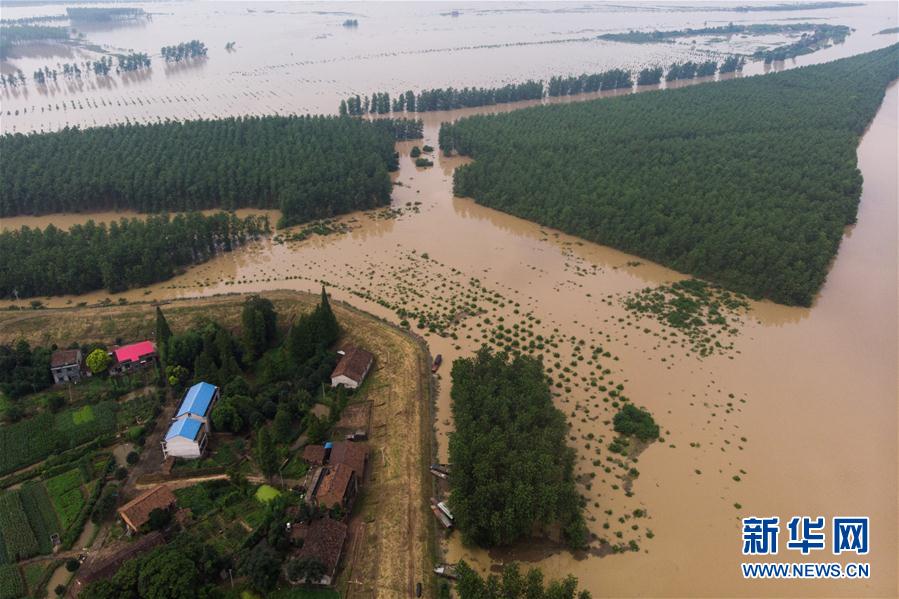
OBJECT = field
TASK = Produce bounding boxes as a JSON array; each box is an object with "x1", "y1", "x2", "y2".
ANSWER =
[
  {"x1": 0, "y1": 492, "x2": 40, "y2": 561},
  {"x1": 254, "y1": 484, "x2": 281, "y2": 503},
  {"x1": 0, "y1": 401, "x2": 118, "y2": 475},
  {"x1": 0, "y1": 291, "x2": 435, "y2": 598},
  {"x1": 20, "y1": 481, "x2": 61, "y2": 554},
  {"x1": 0, "y1": 564, "x2": 24, "y2": 599},
  {"x1": 45, "y1": 468, "x2": 85, "y2": 530}
]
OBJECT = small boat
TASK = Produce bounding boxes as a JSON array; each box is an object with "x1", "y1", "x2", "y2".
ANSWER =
[
  {"x1": 434, "y1": 563, "x2": 459, "y2": 579},
  {"x1": 437, "y1": 501, "x2": 454, "y2": 521},
  {"x1": 429, "y1": 464, "x2": 450, "y2": 479},
  {"x1": 431, "y1": 354, "x2": 443, "y2": 373},
  {"x1": 430, "y1": 498, "x2": 453, "y2": 529}
]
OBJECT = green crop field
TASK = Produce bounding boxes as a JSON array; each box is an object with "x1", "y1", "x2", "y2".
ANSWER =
[
  {"x1": 0, "y1": 492, "x2": 40, "y2": 561},
  {"x1": 71, "y1": 405, "x2": 95, "y2": 425},
  {"x1": 20, "y1": 481, "x2": 60, "y2": 554},
  {"x1": 45, "y1": 469, "x2": 84, "y2": 530},
  {"x1": 0, "y1": 401, "x2": 118, "y2": 475},
  {"x1": 0, "y1": 564, "x2": 25, "y2": 599}
]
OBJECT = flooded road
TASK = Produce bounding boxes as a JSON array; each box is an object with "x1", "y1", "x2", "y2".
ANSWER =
[{"x1": 1, "y1": 2, "x2": 897, "y2": 597}]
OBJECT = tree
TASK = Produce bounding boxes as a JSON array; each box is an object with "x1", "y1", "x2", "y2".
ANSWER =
[
  {"x1": 146, "y1": 507, "x2": 171, "y2": 531},
  {"x1": 286, "y1": 556, "x2": 327, "y2": 584},
  {"x1": 155, "y1": 307, "x2": 172, "y2": 362},
  {"x1": 241, "y1": 296, "x2": 277, "y2": 363},
  {"x1": 211, "y1": 400, "x2": 243, "y2": 433},
  {"x1": 613, "y1": 404, "x2": 659, "y2": 442},
  {"x1": 136, "y1": 547, "x2": 198, "y2": 599},
  {"x1": 86, "y1": 348, "x2": 111, "y2": 374},
  {"x1": 126, "y1": 451, "x2": 140, "y2": 465},
  {"x1": 254, "y1": 427, "x2": 277, "y2": 477},
  {"x1": 66, "y1": 558, "x2": 80, "y2": 572},
  {"x1": 272, "y1": 403, "x2": 293, "y2": 444},
  {"x1": 239, "y1": 542, "x2": 281, "y2": 592}
]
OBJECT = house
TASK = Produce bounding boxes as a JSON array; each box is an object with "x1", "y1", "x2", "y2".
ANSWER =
[
  {"x1": 117, "y1": 485, "x2": 177, "y2": 534},
  {"x1": 50, "y1": 349, "x2": 83, "y2": 384},
  {"x1": 72, "y1": 532, "x2": 165, "y2": 594},
  {"x1": 161, "y1": 416, "x2": 208, "y2": 459},
  {"x1": 175, "y1": 381, "x2": 219, "y2": 432},
  {"x1": 330, "y1": 347, "x2": 374, "y2": 389},
  {"x1": 302, "y1": 444, "x2": 327, "y2": 466},
  {"x1": 328, "y1": 441, "x2": 369, "y2": 479},
  {"x1": 312, "y1": 463, "x2": 357, "y2": 511},
  {"x1": 288, "y1": 517, "x2": 348, "y2": 586},
  {"x1": 109, "y1": 341, "x2": 158, "y2": 376},
  {"x1": 160, "y1": 381, "x2": 219, "y2": 459}
]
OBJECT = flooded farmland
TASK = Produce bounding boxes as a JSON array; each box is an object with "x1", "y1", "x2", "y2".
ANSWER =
[{"x1": 2, "y1": 2, "x2": 898, "y2": 597}]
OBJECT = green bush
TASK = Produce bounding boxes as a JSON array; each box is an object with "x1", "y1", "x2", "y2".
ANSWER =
[{"x1": 613, "y1": 404, "x2": 659, "y2": 442}]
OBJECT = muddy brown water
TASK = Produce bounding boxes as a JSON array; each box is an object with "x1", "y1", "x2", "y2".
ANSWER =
[{"x1": 1, "y1": 3, "x2": 897, "y2": 597}]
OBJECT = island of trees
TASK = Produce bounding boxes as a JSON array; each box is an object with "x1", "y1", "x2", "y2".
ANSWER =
[
  {"x1": 0, "y1": 212, "x2": 269, "y2": 298},
  {"x1": 448, "y1": 348, "x2": 588, "y2": 549},
  {"x1": 439, "y1": 44, "x2": 899, "y2": 305},
  {"x1": 0, "y1": 115, "x2": 421, "y2": 227},
  {"x1": 65, "y1": 7, "x2": 148, "y2": 22},
  {"x1": 161, "y1": 40, "x2": 208, "y2": 62}
]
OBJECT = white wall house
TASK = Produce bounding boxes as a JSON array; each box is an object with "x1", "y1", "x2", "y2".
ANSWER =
[{"x1": 161, "y1": 416, "x2": 208, "y2": 459}]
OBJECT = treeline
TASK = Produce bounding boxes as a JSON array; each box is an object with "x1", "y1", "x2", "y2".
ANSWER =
[
  {"x1": 0, "y1": 212, "x2": 269, "y2": 298},
  {"x1": 440, "y1": 44, "x2": 899, "y2": 306},
  {"x1": 339, "y1": 60, "x2": 749, "y2": 114},
  {"x1": 65, "y1": 7, "x2": 147, "y2": 22},
  {"x1": 547, "y1": 68, "x2": 632, "y2": 96},
  {"x1": 0, "y1": 24, "x2": 69, "y2": 57},
  {"x1": 0, "y1": 115, "x2": 416, "y2": 227},
  {"x1": 452, "y1": 562, "x2": 591, "y2": 599},
  {"x1": 161, "y1": 40, "x2": 207, "y2": 62},
  {"x1": 341, "y1": 81, "x2": 544, "y2": 115},
  {"x1": 665, "y1": 60, "x2": 717, "y2": 81},
  {"x1": 598, "y1": 22, "x2": 849, "y2": 44},
  {"x1": 449, "y1": 348, "x2": 587, "y2": 549}
]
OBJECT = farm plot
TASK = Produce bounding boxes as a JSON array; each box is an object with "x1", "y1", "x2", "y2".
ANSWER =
[
  {"x1": 0, "y1": 564, "x2": 25, "y2": 599},
  {"x1": 0, "y1": 402, "x2": 118, "y2": 475},
  {"x1": 45, "y1": 469, "x2": 85, "y2": 530},
  {"x1": 20, "y1": 481, "x2": 61, "y2": 554},
  {"x1": 0, "y1": 492, "x2": 40, "y2": 561}
]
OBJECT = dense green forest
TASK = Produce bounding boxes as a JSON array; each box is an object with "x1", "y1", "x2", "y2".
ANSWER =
[
  {"x1": 0, "y1": 212, "x2": 269, "y2": 298},
  {"x1": 0, "y1": 115, "x2": 420, "y2": 225},
  {"x1": 0, "y1": 24, "x2": 69, "y2": 57},
  {"x1": 448, "y1": 348, "x2": 587, "y2": 549},
  {"x1": 440, "y1": 44, "x2": 899, "y2": 305}
]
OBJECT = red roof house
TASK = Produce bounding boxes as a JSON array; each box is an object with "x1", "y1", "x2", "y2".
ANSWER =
[{"x1": 110, "y1": 341, "x2": 158, "y2": 376}]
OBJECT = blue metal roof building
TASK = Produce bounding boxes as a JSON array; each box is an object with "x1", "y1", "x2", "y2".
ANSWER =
[
  {"x1": 164, "y1": 416, "x2": 203, "y2": 441},
  {"x1": 177, "y1": 382, "x2": 218, "y2": 418}
]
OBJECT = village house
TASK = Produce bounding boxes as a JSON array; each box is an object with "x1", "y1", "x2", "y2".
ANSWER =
[
  {"x1": 330, "y1": 347, "x2": 374, "y2": 389},
  {"x1": 108, "y1": 340, "x2": 158, "y2": 376},
  {"x1": 312, "y1": 463, "x2": 358, "y2": 511},
  {"x1": 288, "y1": 517, "x2": 348, "y2": 587},
  {"x1": 162, "y1": 416, "x2": 208, "y2": 459},
  {"x1": 174, "y1": 381, "x2": 219, "y2": 432},
  {"x1": 161, "y1": 381, "x2": 219, "y2": 459},
  {"x1": 50, "y1": 348, "x2": 84, "y2": 384},
  {"x1": 328, "y1": 441, "x2": 369, "y2": 478},
  {"x1": 117, "y1": 485, "x2": 177, "y2": 534}
]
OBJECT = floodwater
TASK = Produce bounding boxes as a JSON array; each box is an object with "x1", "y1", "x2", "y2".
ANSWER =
[
  {"x1": 2, "y1": 1, "x2": 897, "y2": 134},
  {"x1": 2, "y1": 2, "x2": 898, "y2": 598}
]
